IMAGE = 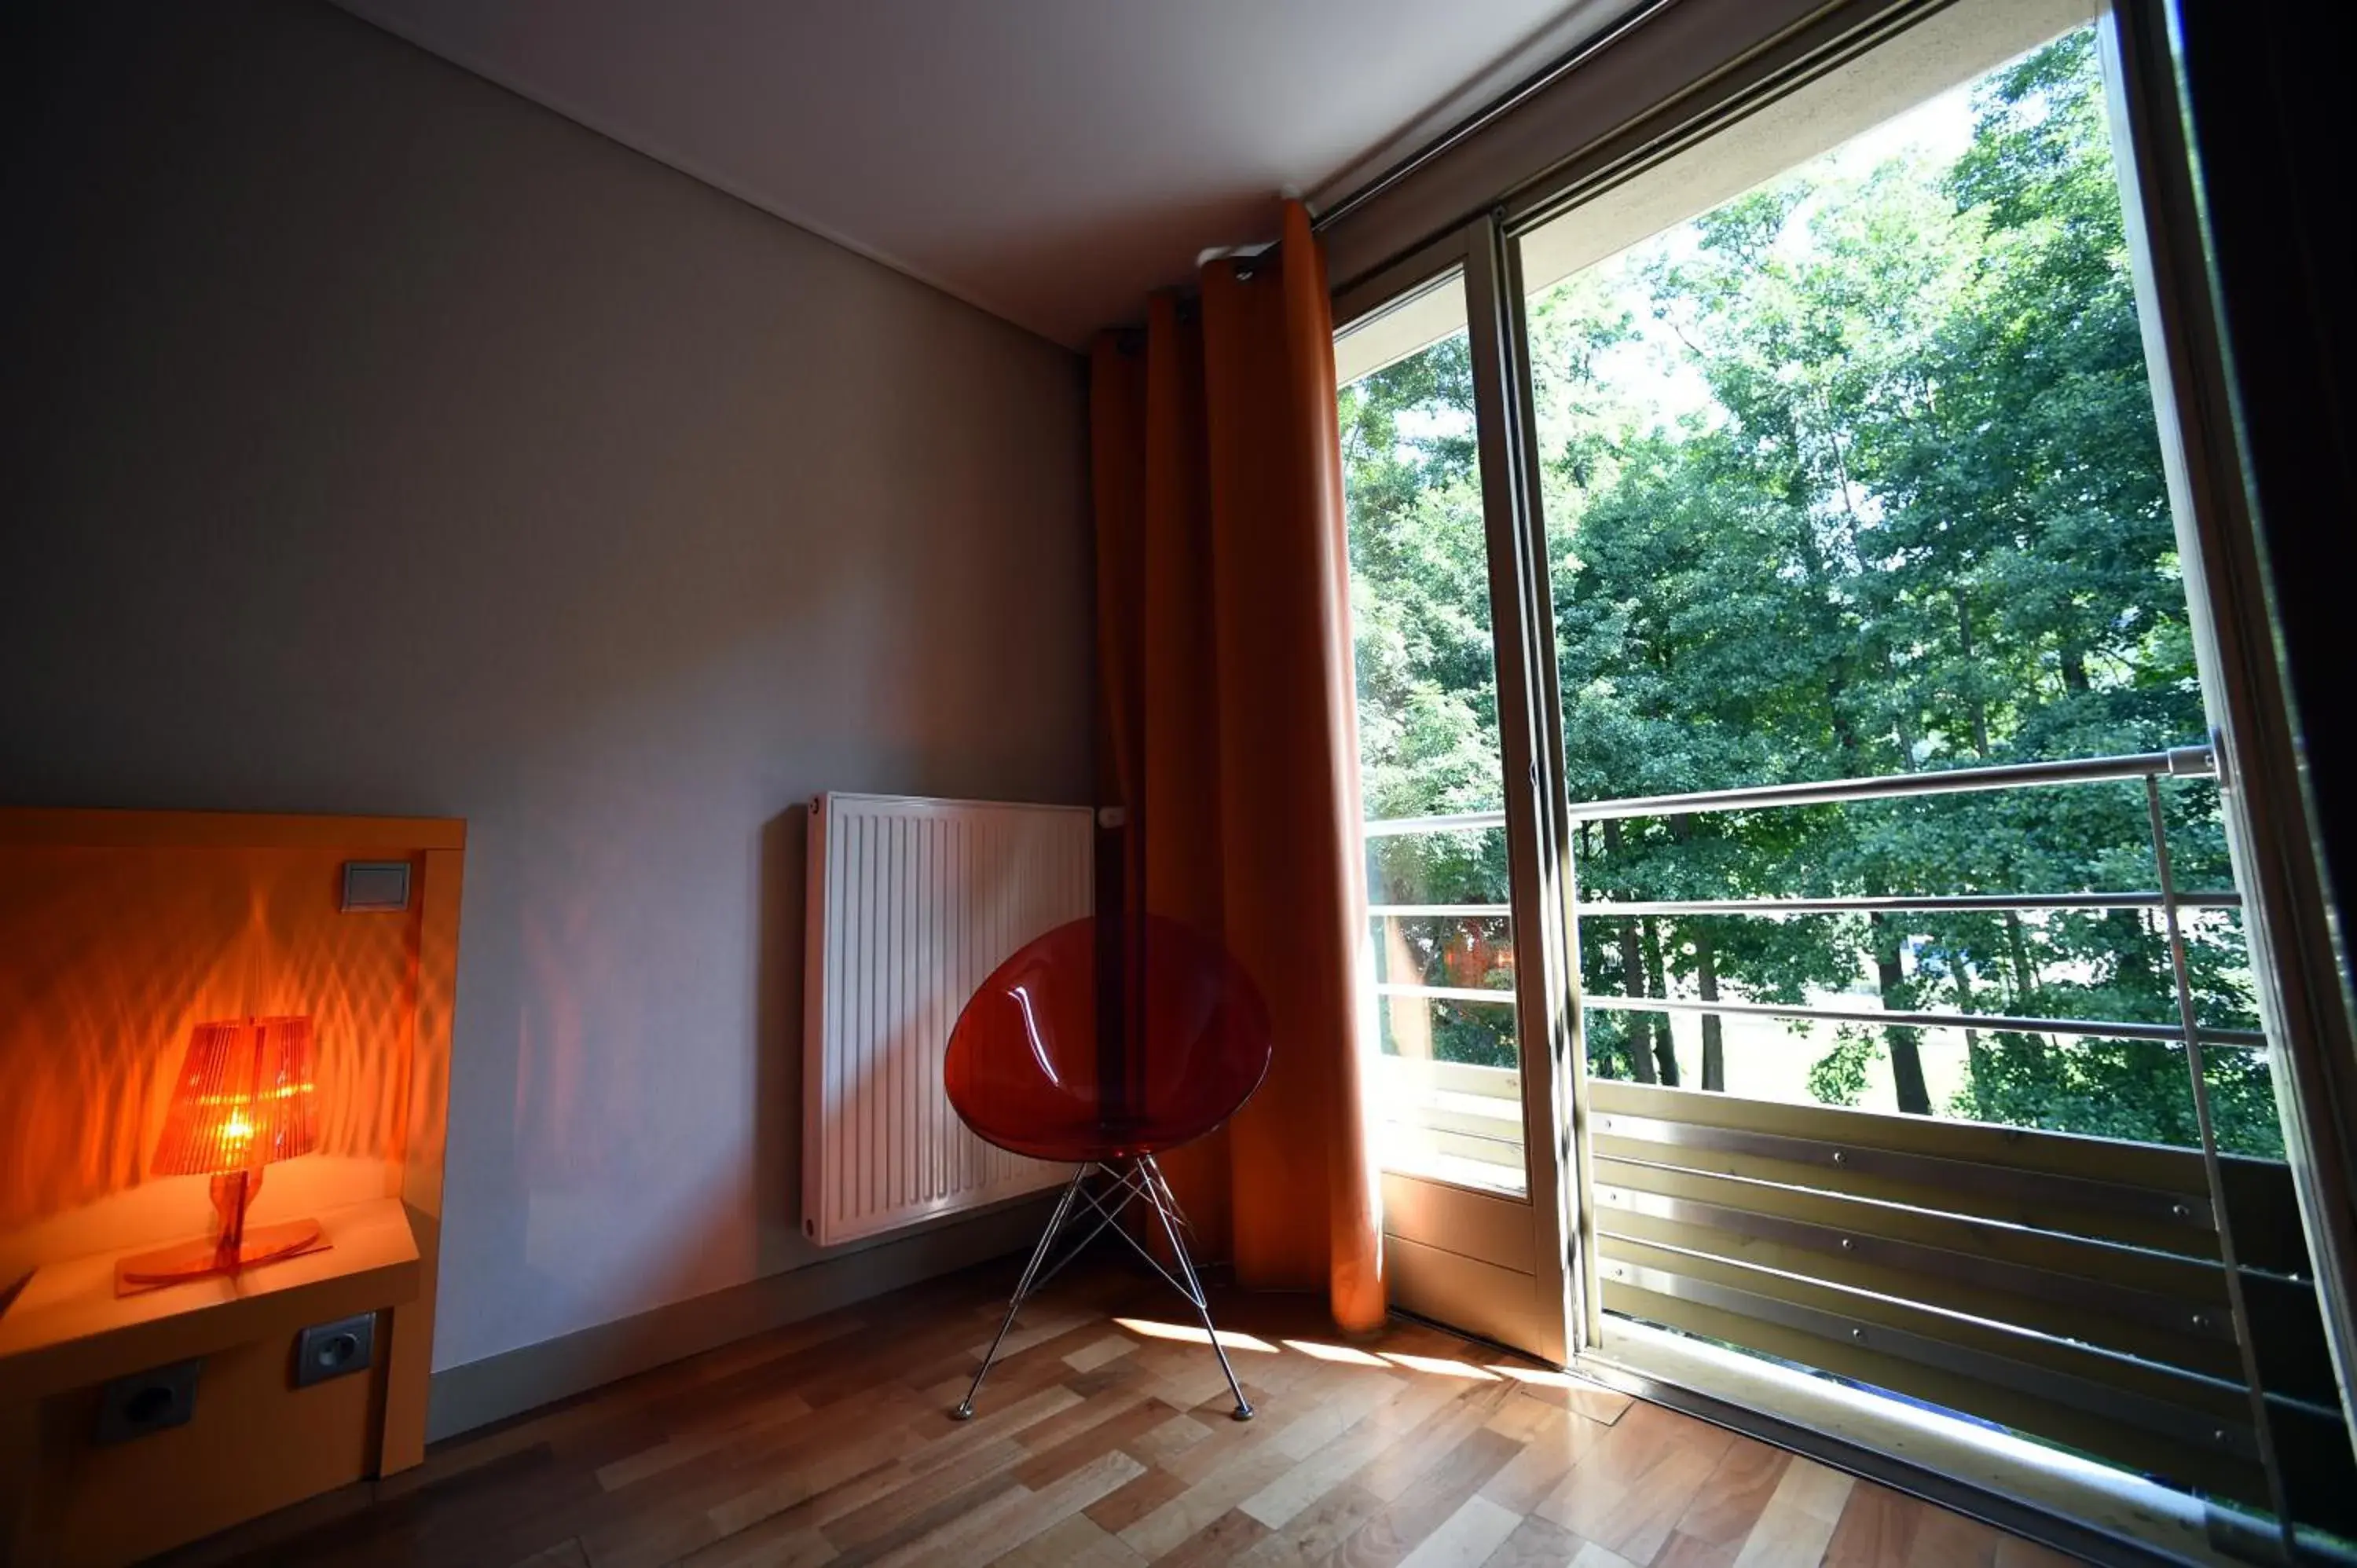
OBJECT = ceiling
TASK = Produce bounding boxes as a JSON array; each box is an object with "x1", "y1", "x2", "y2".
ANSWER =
[{"x1": 333, "y1": 0, "x2": 1637, "y2": 348}]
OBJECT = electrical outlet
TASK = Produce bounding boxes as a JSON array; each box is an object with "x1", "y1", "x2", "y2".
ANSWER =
[
  {"x1": 293, "y1": 1312, "x2": 376, "y2": 1388},
  {"x1": 94, "y1": 1359, "x2": 200, "y2": 1444}
]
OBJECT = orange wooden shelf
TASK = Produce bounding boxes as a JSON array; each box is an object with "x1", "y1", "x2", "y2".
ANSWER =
[
  {"x1": 0, "y1": 1199, "x2": 421, "y2": 1404},
  {"x1": 0, "y1": 807, "x2": 465, "y2": 851}
]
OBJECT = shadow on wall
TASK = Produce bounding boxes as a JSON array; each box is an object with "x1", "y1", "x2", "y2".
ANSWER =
[
  {"x1": 444, "y1": 793, "x2": 1014, "y2": 1380},
  {"x1": 0, "y1": 1, "x2": 1092, "y2": 1370},
  {"x1": 755, "y1": 804, "x2": 808, "y2": 1273}
]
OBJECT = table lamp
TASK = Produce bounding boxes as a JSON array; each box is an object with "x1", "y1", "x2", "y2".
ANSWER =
[{"x1": 115, "y1": 1015, "x2": 329, "y2": 1294}]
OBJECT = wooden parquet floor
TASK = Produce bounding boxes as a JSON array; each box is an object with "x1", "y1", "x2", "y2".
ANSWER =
[{"x1": 163, "y1": 1258, "x2": 2084, "y2": 1568}]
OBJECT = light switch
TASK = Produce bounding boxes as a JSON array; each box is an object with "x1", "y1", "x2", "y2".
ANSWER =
[{"x1": 341, "y1": 861, "x2": 411, "y2": 913}]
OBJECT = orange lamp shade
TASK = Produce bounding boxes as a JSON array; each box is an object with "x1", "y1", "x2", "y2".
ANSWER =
[
  {"x1": 152, "y1": 1016, "x2": 320, "y2": 1176},
  {"x1": 116, "y1": 1016, "x2": 328, "y2": 1293}
]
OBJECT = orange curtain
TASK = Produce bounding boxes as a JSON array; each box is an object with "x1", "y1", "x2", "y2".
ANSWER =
[{"x1": 1091, "y1": 200, "x2": 1384, "y2": 1334}]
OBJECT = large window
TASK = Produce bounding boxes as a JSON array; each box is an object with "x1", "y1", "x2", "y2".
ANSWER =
[
  {"x1": 1332, "y1": 3, "x2": 2343, "y2": 1543},
  {"x1": 1517, "y1": 24, "x2": 2277, "y2": 1154},
  {"x1": 1341, "y1": 22, "x2": 2279, "y2": 1166}
]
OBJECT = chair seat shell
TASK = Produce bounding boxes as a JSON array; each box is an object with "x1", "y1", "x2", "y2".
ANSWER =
[{"x1": 945, "y1": 914, "x2": 1273, "y2": 1163}]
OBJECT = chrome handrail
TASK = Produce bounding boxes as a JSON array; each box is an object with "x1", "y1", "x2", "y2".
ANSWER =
[
  {"x1": 1578, "y1": 990, "x2": 2267, "y2": 1051},
  {"x1": 1362, "y1": 746, "x2": 2260, "y2": 1053},
  {"x1": 1565, "y1": 746, "x2": 2216, "y2": 820},
  {"x1": 1362, "y1": 746, "x2": 2216, "y2": 837},
  {"x1": 1373, "y1": 891, "x2": 2243, "y2": 918},
  {"x1": 1371, "y1": 978, "x2": 2267, "y2": 1050},
  {"x1": 1367, "y1": 902, "x2": 1515, "y2": 918},
  {"x1": 1362, "y1": 809, "x2": 1507, "y2": 837},
  {"x1": 1585, "y1": 892, "x2": 2244, "y2": 914}
]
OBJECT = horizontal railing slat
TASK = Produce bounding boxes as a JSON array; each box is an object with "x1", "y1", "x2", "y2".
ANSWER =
[
  {"x1": 1385, "y1": 1099, "x2": 1521, "y2": 1139},
  {"x1": 1592, "y1": 1188, "x2": 2245, "y2": 1383},
  {"x1": 1599, "y1": 1266, "x2": 2267, "y2": 1510},
  {"x1": 1372, "y1": 1055, "x2": 1520, "y2": 1098},
  {"x1": 1589, "y1": 1080, "x2": 2311, "y2": 1272},
  {"x1": 1593, "y1": 1105, "x2": 2213, "y2": 1235},
  {"x1": 1585, "y1": 1077, "x2": 2341, "y2": 1526},
  {"x1": 1589, "y1": 1155, "x2": 2230, "y2": 1308},
  {"x1": 1592, "y1": 1080, "x2": 2209, "y2": 1202},
  {"x1": 1596, "y1": 1233, "x2": 2254, "y2": 1430},
  {"x1": 1383, "y1": 1119, "x2": 1523, "y2": 1163},
  {"x1": 1592, "y1": 1128, "x2": 2222, "y2": 1263},
  {"x1": 2245, "y1": 1269, "x2": 2344, "y2": 1409}
]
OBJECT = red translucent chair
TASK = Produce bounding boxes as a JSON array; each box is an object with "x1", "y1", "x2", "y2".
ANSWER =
[{"x1": 946, "y1": 913, "x2": 1272, "y2": 1421}]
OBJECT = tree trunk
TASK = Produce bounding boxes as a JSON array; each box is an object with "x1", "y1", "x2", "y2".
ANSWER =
[
  {"x1": 1621, "y1": 1022, "x2": 1656, "y2": 1083},
  {"x1": 2003, "y1": 912, "x2": 2039, "y2": 1001},
  {"x1": 2060, "y1": 644, "x2": 2091, "y2": 694},
  {"x1": 1662, "y1": 815, "x2": 1720, "y2": 1088},
  {"x1": 1955, "y1": 960, "x2": 1982, "y2": 1107},
  {"x1": 1870, "y1": 911, "x2": 1932, "y2": 1115},
  {"x1": 1601, "y1": 819, "x2": 1656, "y2": 1084},
  {"x1": 1696, "y1": 929, "x2": 1725, "y2": 1091},
  {"x1": 1958, "y1": 595, "x2": 1991, "y2": 757},
  {"x1": 1618, "y1": 925, "x2": 1656, "y2": 1083},
  {"x1": 2001, "y1": 910, "x2": 2052, "y2": 1051},
  {"x1": 1640, "y1": 917, "x2": 1681, "y2": 1086}
]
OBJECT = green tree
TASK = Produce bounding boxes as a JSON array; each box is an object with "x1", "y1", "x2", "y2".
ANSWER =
[{"x1": 1339, "y1": 27, "x2": 2276, "y2": 1153}]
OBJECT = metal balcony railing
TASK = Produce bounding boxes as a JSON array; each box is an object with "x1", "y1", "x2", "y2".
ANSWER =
[
  {"x1": 1359, "y1": 746, "x2": 2353, "y2": 1547},
  {"x1": 1366, "y1": 745, "x2": 2259, "y2": 1053}
]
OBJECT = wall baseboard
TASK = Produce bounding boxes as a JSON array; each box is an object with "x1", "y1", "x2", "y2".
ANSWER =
[{"x1": 424, "y1": 1196, "x2": 1053, "y2": 1442}]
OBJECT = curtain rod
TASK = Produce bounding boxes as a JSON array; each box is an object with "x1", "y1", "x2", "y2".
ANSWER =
[{"x1": 1309, "y1": 0, "x2": 1678, "y2": 235}]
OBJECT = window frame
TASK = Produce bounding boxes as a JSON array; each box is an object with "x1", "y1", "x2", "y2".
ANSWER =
[
  {"x1": 1336, "y1": 225, "x2": 1582, "y2": 1364},
  {"x1": 1321, "y1": 0, "x2": 2357, "y2": 1556}
]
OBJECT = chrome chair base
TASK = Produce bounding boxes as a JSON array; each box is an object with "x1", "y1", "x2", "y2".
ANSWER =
[{"x1": 952, "y1": 1152, "x2": 1254, "y2": 1423}]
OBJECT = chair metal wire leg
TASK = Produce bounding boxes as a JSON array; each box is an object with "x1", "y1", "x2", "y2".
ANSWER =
[
  {"x1": 1141, "y1": 1156, "x2": 1193, "y2": 1234},
  {"x1": 955, "y1": 1156, "x2": 1256, "y2": 1423},
  {"x1": 1138, "y1": 1154, "x2": 1254, "y2": 1420},
  {"x1": 1029, "y1": 1162, "x2": 1156, "y2": 1296},
  {"x1": 954, "y1": 1163, "x2": 1091, "y2": 1420}
]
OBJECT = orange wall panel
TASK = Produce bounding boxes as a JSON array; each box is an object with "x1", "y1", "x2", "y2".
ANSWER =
[
  {"x1": 0, "y1": 809, "x2": 463, "y2": 1564},
  {"x1": 0, "y1": 844, "x2": 417, "y2": 1255}
]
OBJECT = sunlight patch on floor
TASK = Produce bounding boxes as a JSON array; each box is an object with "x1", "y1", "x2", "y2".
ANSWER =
[
  {"x1": 1114, "y1": 1317, "x2": 1279, "y2": 1352},
  {"x1": 1380, "y1": 1351, "x2": 1499, "y2": 1379},
  {"x1": 1282, "y1": 1339, "x2": 1391, "y2": 1366}
]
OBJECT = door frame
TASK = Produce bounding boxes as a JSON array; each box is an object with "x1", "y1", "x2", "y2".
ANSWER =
[
  {"x1": 1335, "y1": 219, "x2": 1584, "y2": 1365},
  {"x1": 1325, "y1": 0, "x2": 2357, "y2": 1556}
]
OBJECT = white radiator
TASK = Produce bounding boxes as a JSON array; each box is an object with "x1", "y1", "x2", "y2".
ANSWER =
[{"x1": 801, "y1": 793, "x2": 1093, "y2": 1247}]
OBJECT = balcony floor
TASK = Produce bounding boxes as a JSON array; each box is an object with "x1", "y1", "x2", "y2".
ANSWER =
[{"x1": 162, "y1": 1255, "x2": 2082, "y2": 1568}]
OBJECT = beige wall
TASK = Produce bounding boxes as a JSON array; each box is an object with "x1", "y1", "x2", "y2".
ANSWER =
[{"x1": 0, "y1": 2, "x2": 1093, "y2": 1383}]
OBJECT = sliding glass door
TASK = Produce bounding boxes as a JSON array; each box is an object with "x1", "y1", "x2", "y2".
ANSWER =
[
  {"x1": 1332, "y1": 0, "x2": 2355, "y2": 1547},
  {"x1": 1336, "y1": 235, "x2": 1578, "y2": 1360}
]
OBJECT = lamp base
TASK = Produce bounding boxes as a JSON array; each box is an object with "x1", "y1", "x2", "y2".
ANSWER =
[{"x1": 115, "y1": 1220, "x2": 329, "y2": 1295}]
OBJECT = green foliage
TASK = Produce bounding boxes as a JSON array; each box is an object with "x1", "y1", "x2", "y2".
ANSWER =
[
  {"x1": 1337, "y1": 28, "x2": 2281, "y2": 1157},
  {"x1": 1807, "y1": 1030, "x2": 1878, "y2": 1108}
]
